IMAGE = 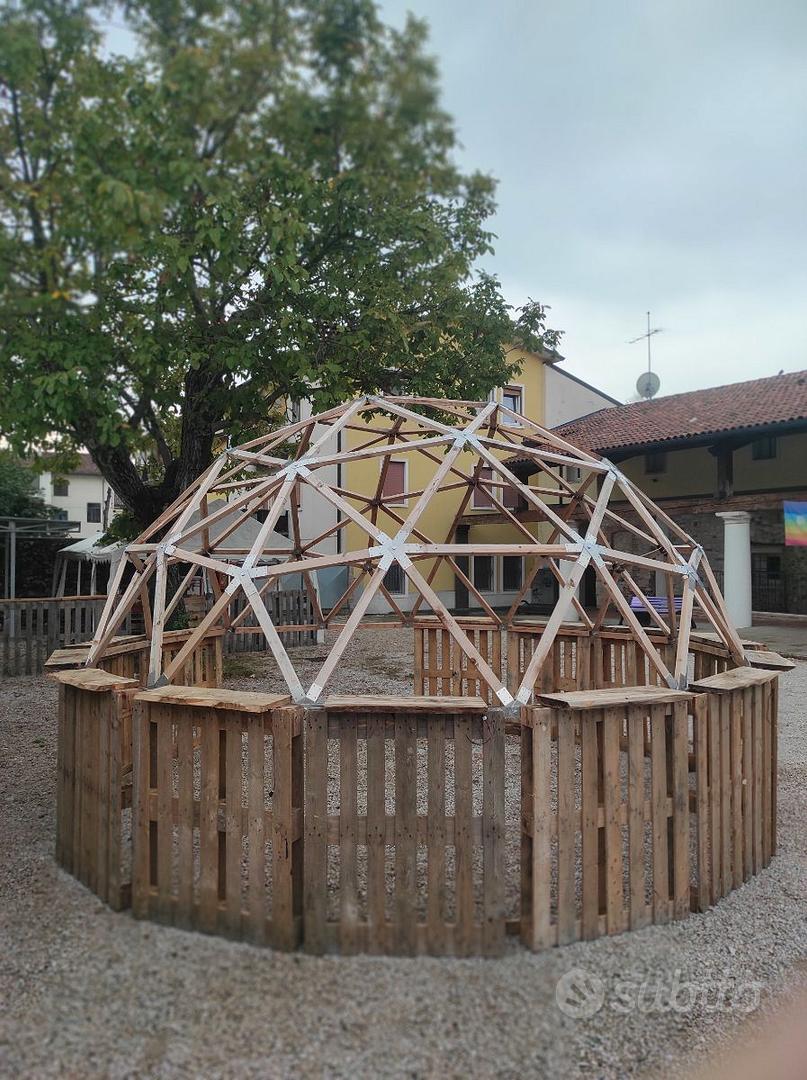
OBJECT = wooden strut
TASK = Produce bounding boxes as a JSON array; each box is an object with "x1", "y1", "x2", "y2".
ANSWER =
[{"x1": 86, "y1": 395, "x2": 742, "y2": 703}]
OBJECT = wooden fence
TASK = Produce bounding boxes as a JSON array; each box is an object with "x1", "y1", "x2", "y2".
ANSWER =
[
  {"x1": 50, "y1": 634, "x2": 785, "y2": 958},
  {"x1": 131, "y1": 687, "x2": 303, "y2": 949},
  {"x1": 1, "y1": 595, "x2": 112, "y2": 677},
  {"x1": 413, "y1": 618, "x2": 503, "y2": 703},
  {"x1": 224, "y1": 589, "x2": 315, "y2": 653},
  {"x1": 303, "y1": 696, "x2": 506, "y2": 956},
  {"x1": 55, "y1": 667, "x2": 140, "y2": 911}
]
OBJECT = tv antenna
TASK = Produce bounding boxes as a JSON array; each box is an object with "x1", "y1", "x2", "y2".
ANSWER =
[{"x1": 629, "y1": 311, "x2": 663, "y2": 399}]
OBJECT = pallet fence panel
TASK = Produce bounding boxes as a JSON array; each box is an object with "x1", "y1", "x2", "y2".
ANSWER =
[
  {"x1": 302, "y1": 697, "x2": 504, "y2": 957},
  {"x1": 128, "y1": 689, "x2": 299, "y2": 949}
]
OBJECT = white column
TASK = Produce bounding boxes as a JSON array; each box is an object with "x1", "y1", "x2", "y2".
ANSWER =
[{"x1": 716, "y1": 511, "x2": 752, "y2": 628}]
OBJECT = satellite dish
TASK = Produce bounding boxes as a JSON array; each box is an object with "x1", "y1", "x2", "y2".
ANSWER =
[{"x1": 636, "y1": 370, "x2": 660, "y2": 399}]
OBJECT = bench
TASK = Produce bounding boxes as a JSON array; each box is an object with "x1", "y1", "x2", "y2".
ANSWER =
[{"x1": 628, "y1": 595, "x2": 692, "y2": 627}]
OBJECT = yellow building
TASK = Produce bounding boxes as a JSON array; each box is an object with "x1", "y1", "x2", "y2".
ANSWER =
[{"x1": 326, "y1": 349, "x2": 617, "y2": 614}]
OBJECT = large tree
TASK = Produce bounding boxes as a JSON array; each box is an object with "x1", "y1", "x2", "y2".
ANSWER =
[{"x1": 0, "y1": 0, "x2": 560, "y2": 530}]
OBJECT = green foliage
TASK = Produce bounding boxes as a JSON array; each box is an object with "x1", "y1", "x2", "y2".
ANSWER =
[
  {"x1": 0, "y1": 450, "x2": 54, "y2": 517},
  {"x1": 0, "y1": 0, "x2": 561, "y2": 526}
]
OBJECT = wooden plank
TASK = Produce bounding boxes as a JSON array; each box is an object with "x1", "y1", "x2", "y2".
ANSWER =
[
  {"x1": 693, "y1": 695, "x2": 710, "y2": 912},
  {"x1": 246, "y1": 714, "x2": 266, "y2": 945},
  {"x1": 225, "y1": 713, "x2": 242, "y2": 937},
  {"x1": 323, "y1": 694, "x2": 487, "y2": 713},
  {"x1": 272, "y1": 706, "x2": 299, "y2": 951},
  {"x1": 303, "y1": 709, "x2": 328, "y2": 953},
  {"x1": 453, "y1": 714, "x2": 475, "y2": 956},
  {"x1": 199, "y1": 710, "x2": 220, "y2": 934},
  {"x1": 339, "y1": 715, "x2": 359, "y2": 954},
  {"x1": 49, "y1": 667, "x2": 139, "y2": 692},
  {"x1": 426, "y1": 717, "x2": 446, "y2": 954},
  {"x1": 730, "y1": 686, "x2": 743, "y2": 890},
  {"x1": 135, "y1": 685, "x2": 290, "y2": 713},
  {"x1": 556, "y1": 709, "x2": 577, "y2": 944},
  {"x1": 751, "y1": 686, "x2": 763, "y2": 876},
  {"x1": 176, "y1": 712, "x2": 194, "y2": 929},
  {"x1": 708, "y1": 692, "x2": 722, "y2": 904},
  {"x1": 394, "y1": 712, "x2": 418, "y2": 956},
  {"x1": 482, "y1": 709, "x2": 505, "y2": 955},
  {"x1": 603, "y1": 707, "x2": 624, "y2": 933},
  {"x1": 536, "y1": 685, "x2": 694, "y2": 710},
  {"x1": 131, "y1": 700, "x2": 151, "y2": 919},
  {"x1": 745, "y1": 649, "x2": 796, "y2": 672},
  {"x1": 720, "y1": 693, "x2": 732, "y2": 894},
  {"x1": 761, "y1": 681, "x2": 772, "y2": 868},
  {"x1": 738, "y1": 687, "x2": 751, "y2": 882},
  {"x1": 156, "y1": 705, "x2": 174, "y2": 922},
  {"x1": 580, "y1": 711, "x2": 600, "y2": 939},
  {"x1": 366, "y1": 713, "x2": 387, "y2": 954},
  {"x1": 690, "y1": 666, "x2": 778, "y2": 694},
  {"x1": 650, "y1": 704, "x2": 670, "y2": 923},
  {"x1": 671, "y1": 700, "x2": 690, "y2": 920},
  {"x1": 627, "y1": 704, "x2": 649, "y2": 928}
]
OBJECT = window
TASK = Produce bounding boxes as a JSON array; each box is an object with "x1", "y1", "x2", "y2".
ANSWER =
[
  {"x1": 644, "y1": 451, "x2": 667, "y2": 475},
  {"x1": 381, "y1": 460, "x2": 407, "y2": 505},
  {"x1": 752, "y1": 436, "x2": 777, "y2": 460},
  {"x1": 472, "y1": 555, "x2": 494, "y2": 592},
  {"x1": 86, "y1": 502, "x2": 102, "y2": 523},
  {"x1": 502, "y1": 555, "x2": 523, "y2": 592},
  {"x1": 501, "y1": 385, "x2": 523, "y2": 423},
  {"x1": 53, "y1": 478, "x2": 69, "y2": 497},
  {"x1": 54, "y1": 508, "x2": 68, "y2": 521},
  {"x1": 473, "y1": 466, "x2": 494, "y2": 508},
  {"x1": 563, "y1": 464, "x2": 583, "y2": 484},
  {"x1": 383, "y1": 562, "x2": 406, "y2": 595},
  {"x1": 472, "y1": 466, "x2": 519, "y2": 509}
]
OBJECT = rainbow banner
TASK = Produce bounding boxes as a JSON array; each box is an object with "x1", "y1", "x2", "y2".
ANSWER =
[{"x1": 784, "y1": 501, "x2": 807, "y2": 546}]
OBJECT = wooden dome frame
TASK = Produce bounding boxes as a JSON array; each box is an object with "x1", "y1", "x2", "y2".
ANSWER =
[{"x1": 86, "y1": 395, "x2": 748, "y2": 704}]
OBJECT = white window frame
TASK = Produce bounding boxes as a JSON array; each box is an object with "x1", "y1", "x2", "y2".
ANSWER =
[
  {"x1": 382, "y1": 458, "x2": 408, "y2": 507},
  {"x1": 500, "y1": 382, "x2": 525, "y2": 426}
]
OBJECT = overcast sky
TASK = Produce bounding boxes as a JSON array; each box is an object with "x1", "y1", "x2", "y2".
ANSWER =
[{"x1": 379, "y1": 0, "x2": 807, "y2": 401}]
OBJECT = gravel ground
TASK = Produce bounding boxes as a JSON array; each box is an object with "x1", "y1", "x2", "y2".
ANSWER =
[{"x1": 1, "y1": 631, "x2": 805, "y2": 1078}]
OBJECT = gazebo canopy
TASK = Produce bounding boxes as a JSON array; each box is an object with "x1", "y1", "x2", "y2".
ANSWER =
[{"x1": 85, "y1": 396, "x2": 746, "y2": 703}]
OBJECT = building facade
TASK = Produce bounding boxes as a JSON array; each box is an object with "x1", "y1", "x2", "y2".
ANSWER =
[
  {"x1": 37, "y1": 454, "x2": 117, "y2": 539},
  {"x1": 554, "y1": 369, "x2": 807, "y2": 617},
  {"x1": 336, "y1": 348, "x2": 618, "y2": 612}
]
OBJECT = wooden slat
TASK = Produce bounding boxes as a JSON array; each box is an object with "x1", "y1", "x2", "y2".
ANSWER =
[
  {"x1": 690, "y1": 666, "x2": 778, "y2": 693},
  {"x1": 225, "y1": 713, "x2": 242, "y2": 937},
  {"x1": 156, "y1": 705, "x2": 174, "y2": 922},
  {"x1": 627, "y1": 704, "x2": 649, "y2": 928},
  {"x1": 339, "y1": 715, "x2": 359, "y2": 954},
  {"x1": 693, "y1": 695, "x2": 710, "y2": 912},
  {"x1": 581, "y1": 711, "x2": 600, "y2": 938},
  {"x1": 176, "y1": 713, "x2": 194, "y2": 929},
  {"x1": 453, "y1": 714, "x2": 475, "y2": 956},
  {"x1": 650, "y1": 704, "x2": 670, "y2": 923},
  {"x1": 426, "y1": 718, "x2": 446, "y2": 953},
  {"x1": 482, "y1": 710, "x2": 505, "y2": 955},
  {"x1": 556, "y1": 709, "x2": 576, "y2": 944},
  {"x1": 366, "y1": 713, "x2": 387, "y2": 954},
  {"x1": 394, "y1": 712, "x2": 418, "y2": 956},
  {"x1": 671, "y1": 700, "x2": 690, "y2": 920},
  {"x1": 131, "y1": 700, "x2": 151, "y2": 919},
  {"x1": 49, "y1": 667, "x2": 139, "y2": 692},
  {"x1": 536, "y1": 686, "x2": 694, "y2": 710},
  {"x1": 602, "y1": 707, "x2": 624, "y2": 933},
  {"x1": 246, "y1": 715, "x2": 266, "y2": 945},
  {"x1": 323, "y1": 694, "x2": 487, "y2": 713},
  {"x1": 135, "y1": 685, "x2": 290, "y2": 713},
  {"x1": 199, "y1": 710, "x2": 219, "y2": 934},
  {"x1": 303, "y1": 709, "x2": 328, "y2": 953}
]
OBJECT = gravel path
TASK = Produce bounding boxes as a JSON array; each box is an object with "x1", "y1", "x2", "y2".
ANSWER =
[{"x1": 1, "y1": 634, "x2": 805, "y2": 1078}]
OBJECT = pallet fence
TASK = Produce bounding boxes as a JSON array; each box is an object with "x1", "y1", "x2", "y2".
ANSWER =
[{"x1": 51, "y1": 634, "x2": 784, "y2": 958}]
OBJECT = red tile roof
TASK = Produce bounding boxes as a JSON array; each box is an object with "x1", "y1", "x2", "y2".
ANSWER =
[{"x1": 553, "y1": 369, "x2": 807, "y2": 454}]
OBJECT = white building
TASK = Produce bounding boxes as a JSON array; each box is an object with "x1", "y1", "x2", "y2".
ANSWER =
[{"x1": 37, "y1": 454, "x2": 117, "y2": 539}]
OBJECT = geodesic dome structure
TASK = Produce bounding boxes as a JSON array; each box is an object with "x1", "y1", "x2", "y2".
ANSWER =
[{"x1": 86, "y1": 395, "x2": 747, "y2": 704}]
